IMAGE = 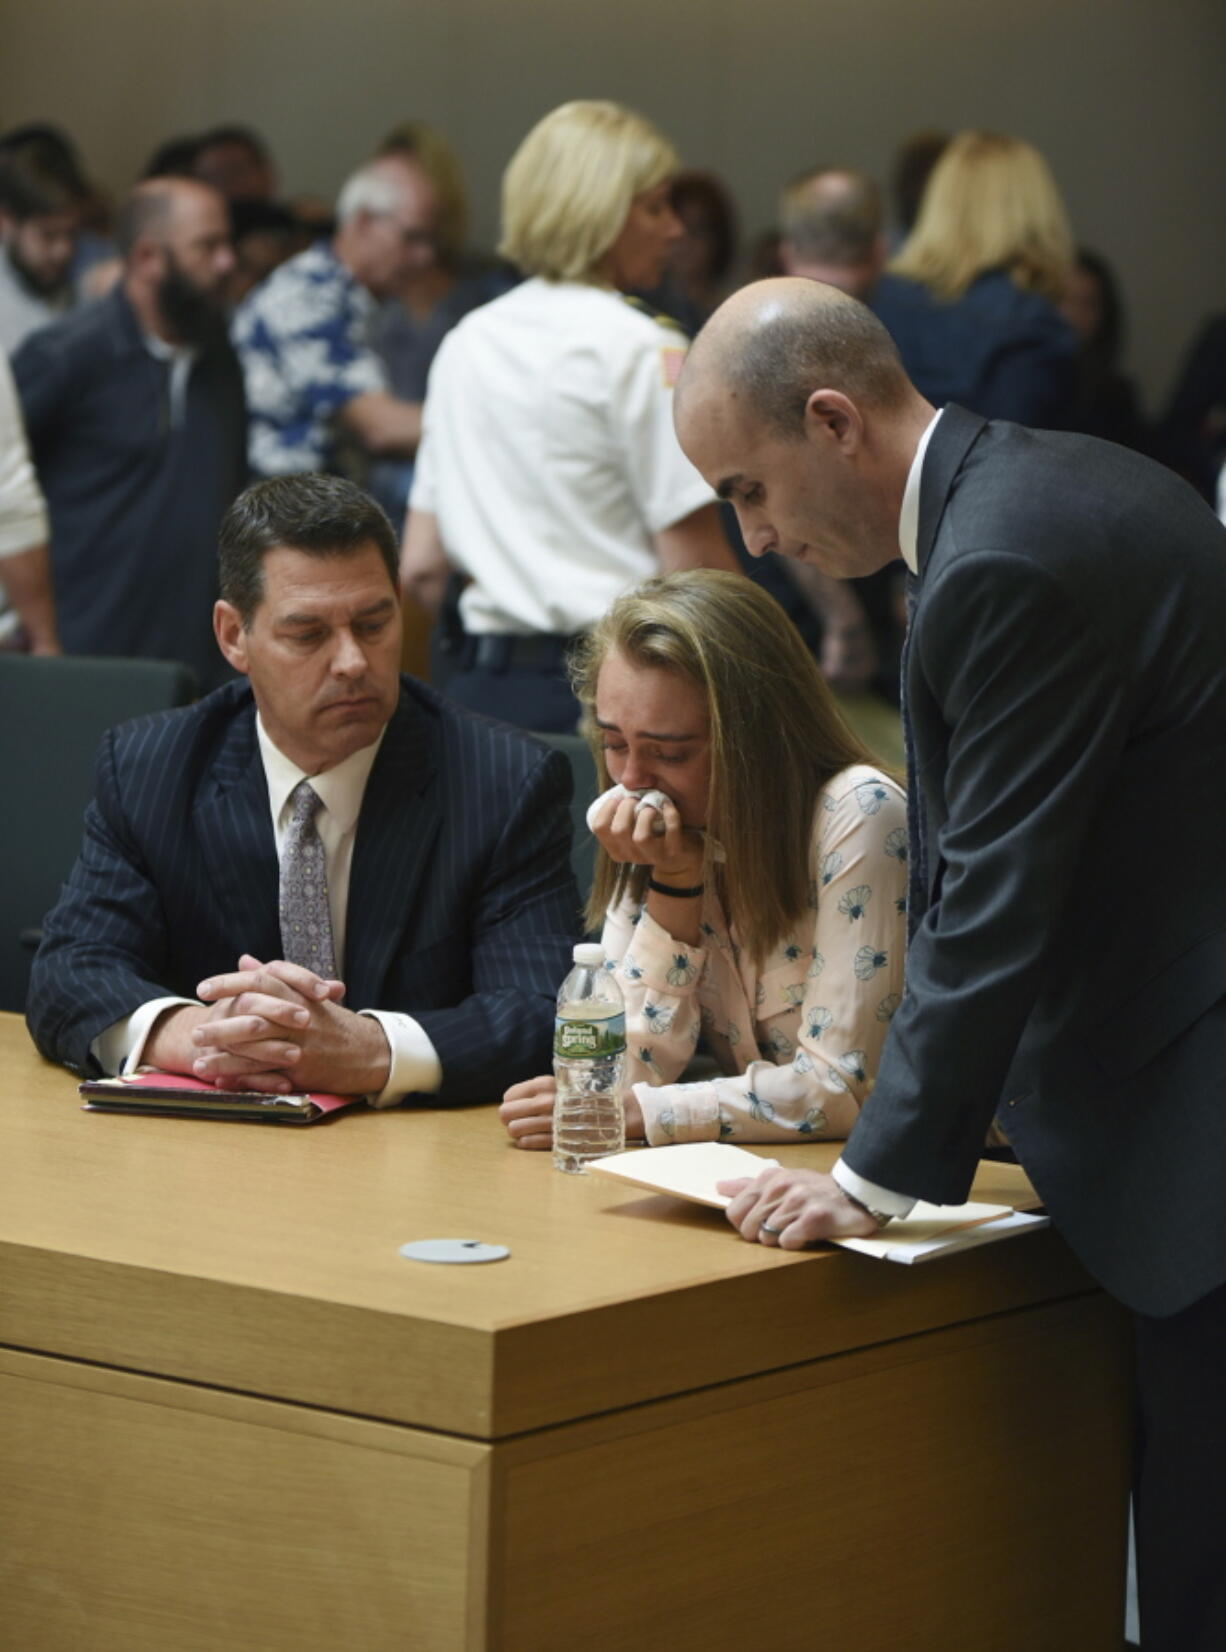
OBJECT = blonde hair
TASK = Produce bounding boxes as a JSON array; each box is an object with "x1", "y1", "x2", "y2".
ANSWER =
[
  {"x1": 890, "y1": 131, "x2": 1074, "y2": 304},
  {"x1": 571, "y1": 570, "x2": 880, "y2": 962},
  {"x1": 378, "y1": 119, "x2": 468, "y2": 268},
  {"x1": 499, "y1": 100, "x2": 678, "y2": 283}
]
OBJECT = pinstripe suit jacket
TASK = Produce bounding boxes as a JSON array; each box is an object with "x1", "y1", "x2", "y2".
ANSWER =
[{"x1": 27, "y1": 677, "x2": 582, "y2": 1102}]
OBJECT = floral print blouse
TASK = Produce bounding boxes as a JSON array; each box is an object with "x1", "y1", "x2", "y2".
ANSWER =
[{"x1": 601, "y1": 764, "x2": 908, "y2": 1146}]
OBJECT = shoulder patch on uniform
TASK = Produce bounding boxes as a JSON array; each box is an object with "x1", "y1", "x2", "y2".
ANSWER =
[{"x1": 660, "y1": 346, "x2": 686, "y2": 389}]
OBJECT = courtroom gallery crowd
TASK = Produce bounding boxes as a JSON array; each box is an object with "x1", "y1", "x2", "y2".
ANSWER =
[
  {"x1": 6, "y1": 102, "x2": 1226, "y2": 1651},
  {"x1": 3, "y1": 113, "x2": 1224, "y2": 683}
]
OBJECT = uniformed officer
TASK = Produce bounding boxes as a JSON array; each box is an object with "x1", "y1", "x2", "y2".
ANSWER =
[{"x1": 401, "y1": 99, "x2": 738, "y2": 732}]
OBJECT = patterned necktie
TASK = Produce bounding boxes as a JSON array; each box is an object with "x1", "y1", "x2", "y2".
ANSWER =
[
  {"x1": 279, "y1": 780, "x2": 337, "y2": 978},
  {"x1": 900, "y1": 570, "x2": 929, "y2": 942}
]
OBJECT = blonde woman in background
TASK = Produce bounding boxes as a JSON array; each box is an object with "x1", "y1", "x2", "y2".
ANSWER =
[
  {"x1": 401, "y1": 101, "x2": 737, "y2": 732},
  {"x1": 874, "y1": 130, "x2": 1078, "y2": 427},
  {"x1": 500, "y1": 571, "x2": 907, "y2": 1149}
]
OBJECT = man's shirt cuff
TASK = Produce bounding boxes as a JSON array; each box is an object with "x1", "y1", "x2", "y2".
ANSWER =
[
  {"x1": 91, "y1": 997, "x2": 199, "y2": 1075},
  {"x1": 358, "y1": 1010, "x2": 442, "y2": 1107},
  {"x1": 831, "y1": 1157, "x2": 917, "y2": 1219}
]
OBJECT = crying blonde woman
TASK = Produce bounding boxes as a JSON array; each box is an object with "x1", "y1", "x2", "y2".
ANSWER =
[{"x1": 500, "y1": 570, "x2": 908, "y2": 1150}]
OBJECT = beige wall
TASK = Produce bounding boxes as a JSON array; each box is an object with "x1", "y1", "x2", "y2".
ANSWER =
[{"x1": 5, "y1": 0, "x2": 1223, "y2": 406}]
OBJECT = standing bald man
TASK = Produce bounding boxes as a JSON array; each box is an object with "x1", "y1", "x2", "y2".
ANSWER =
[{"x1": 675, "y1": 278, "x2": 1226, "y2": 1652}]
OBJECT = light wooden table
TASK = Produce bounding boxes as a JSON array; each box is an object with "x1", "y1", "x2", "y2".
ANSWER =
[{"x1": 0, "y1": 1014, "x2": 1131, "y2": 1651}]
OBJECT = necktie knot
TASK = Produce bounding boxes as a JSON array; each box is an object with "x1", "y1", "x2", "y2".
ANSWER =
[{"x1": 289, "y1": 779, "x2": 323, "y2": 826}]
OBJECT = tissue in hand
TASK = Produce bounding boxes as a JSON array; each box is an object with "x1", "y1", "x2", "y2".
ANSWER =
[
  {"x1": 585, "y1": 785, "x2": 727, "y2": 862},
  {"x1": 585, "y1": 784, "x2": 670, "y2": 835}
]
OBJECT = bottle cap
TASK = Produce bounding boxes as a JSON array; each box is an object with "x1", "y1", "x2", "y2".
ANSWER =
[{"x1": 572, "y1": 942, "x2": 605, "y2": 967}]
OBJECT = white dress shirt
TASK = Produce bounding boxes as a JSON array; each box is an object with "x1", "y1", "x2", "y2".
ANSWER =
[
  {"x1": 829, "y1": 408, "x2": 942, "y2": 1220},
  {"x1": 91, "y1": 718, "x2": 443, "y2": 1105},
  {"x1": 895, "y1": 408, "x2": 942, "y2": 577}
]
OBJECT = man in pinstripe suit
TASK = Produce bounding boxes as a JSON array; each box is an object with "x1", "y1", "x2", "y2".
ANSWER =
[{"x1": 27, "y1": 475, "x2": 581, "y2": 1105}]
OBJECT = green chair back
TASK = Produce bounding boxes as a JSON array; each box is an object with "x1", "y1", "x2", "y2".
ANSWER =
[{"x1": 0, "y1": 654, "x2": 197, "y2": 1013}]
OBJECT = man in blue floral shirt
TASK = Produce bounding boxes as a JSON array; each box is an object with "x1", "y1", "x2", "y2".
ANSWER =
[{"x1": 233, "y1": 156, "x2": 432, "y2": 478}]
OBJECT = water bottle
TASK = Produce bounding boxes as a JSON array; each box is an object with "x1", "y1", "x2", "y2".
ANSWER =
[{"x1": 553, "y1": 942, "x2": 626, "y2": 1174}]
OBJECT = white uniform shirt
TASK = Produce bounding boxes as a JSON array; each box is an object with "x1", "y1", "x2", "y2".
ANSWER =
[{"x1": 410, "y1": 278, "x2": 715, "y2": 636}]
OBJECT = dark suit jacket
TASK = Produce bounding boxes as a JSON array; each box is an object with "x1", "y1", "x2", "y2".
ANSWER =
[
  {"x1": 842, "y1": 405, "x2": 1226, "y2": 1315},
  {"x1": 27, "y1": 677, "x2": 582, "y2": 1103},
  {"x1": 873, "y1": 271, "x2": 1077, "y2": 429}
]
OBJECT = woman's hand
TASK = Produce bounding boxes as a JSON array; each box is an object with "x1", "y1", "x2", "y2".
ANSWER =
[
  {"x1": 590, "y1": 790, "x2": 704, "y2": 884},
  {"x1": 501, "y1": 1074, "x2": 645, "y2": 1149},
  {"x1": 501, "y1": 1075, "x2": 556, "y2": 1150}
]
